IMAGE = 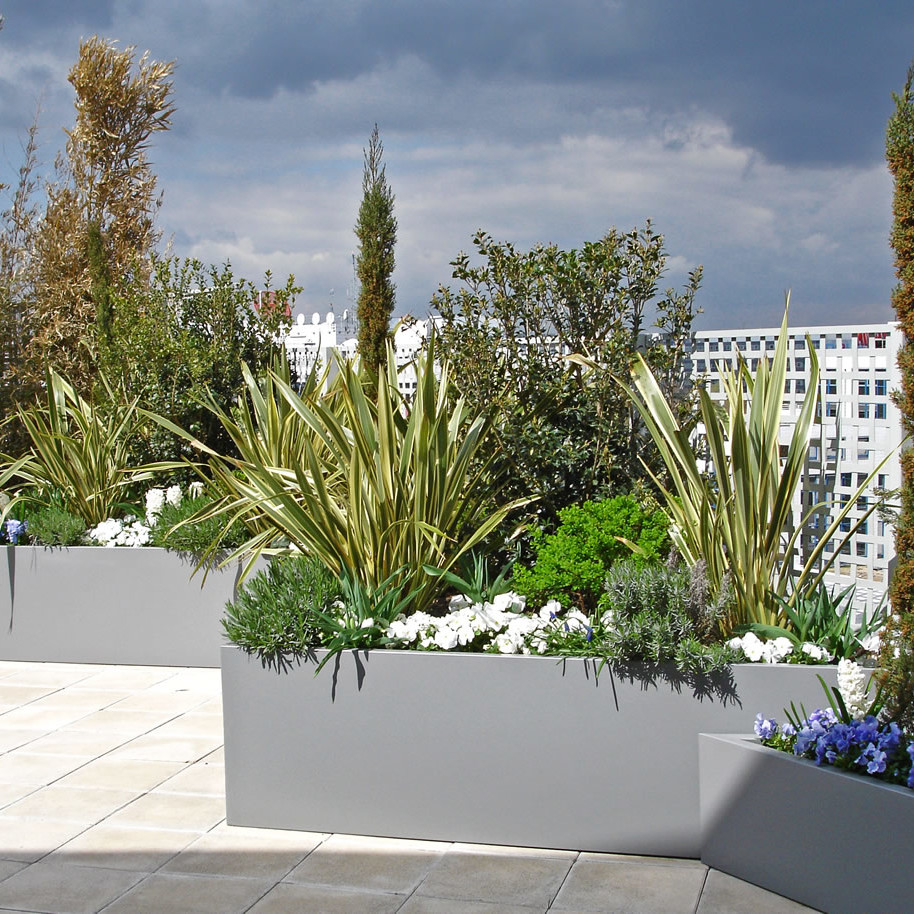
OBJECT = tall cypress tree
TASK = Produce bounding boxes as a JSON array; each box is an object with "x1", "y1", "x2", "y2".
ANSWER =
[
  {"x1": 882, "y1": 63, "x2": 914, "y2": 728},
  {"x1": 354, "y1": 125, "x2": 397, "y2": 379}
]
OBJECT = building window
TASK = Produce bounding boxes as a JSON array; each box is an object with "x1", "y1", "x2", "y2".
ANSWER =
[
  {"x1": 839, "y1": 562, "x2": 852, "y2": 576},
  {"x1": 794, "y1": 339, "x2": 806, "y2": 349},
  {"x1": 709, "y1": 379, "x2": 720, "y2": 393},
  {"x1": 751, "y1": 358, "x2": 759, "y2": 370},
  {"x1": 856, "y1": 542, "x2": 869, "y2": 557},
  {"x1": 875, "y1": 402, "x2": 887, "y2": 419},
  {"x1": 824, "y1": 541, "x2": 835, "y2": 553},
  {"x1": 873, "y1": 568, "x2": 884, "y2": 582},
  {"x1": 809, "y1": 445, "x2": 820, "y2": 461},
  {"x1": 723, "y1": 341, "x2": 732, "y2": 351},
  {"x1": 784, "y1": 379, "x2": 791, "y2": 393},
  {"x1": 766, "y1": 339, "x2": 775, "y2": 351},
  {"x1": 825, "y1": 379, "x2": 837, "y2": 395},
  {"x1": 751, "y1": 340, "x2": 760, "y2": 351},
  {"x1": 709, "y1": 341, "x2": 719, "y2": 352},
  {"x1": 839, "y1": 518, "x2": 851, "y2": 533},
  {"x1": 878, "y1": 545, "x2": 885, "y2": 559},
  {"x1": 878, "y1": 474, "x2": 887, "y2": 488},
  {"x1": 737, "y1": 340, "x2": 746, "y2": 351},
  {"x1": 826, "y1": 402, "x2": 839, "y2": 417},
  {"x1": 825, "y1": 337, "x2": 837, "y2": 349},
  {"x1": 858, "y1": 495, "x2": 869, "y2": 509},
  {"x1": 696, "y1": 359, "x2": 706, "y2": 372},
  {"x1": 858, "y1": 380, "x2": 870, "y2": 395},
  {"x1": 875, "y1": 379, "x2": 887, "y2": 396},
  {"x1": 795, "y1": 357, "x2": 805, "y2": 371},
  {"x1": 858, "y1": 403, "x2": 870, "y2": 419},
  {"x1": 795, "y1": 378, "x2": 806, "y2": 394},
  {"x1": 694, "y1": 341, "x2": 705, "y2": 352},
  {"x1": 875, "y1": 334, "x2": 888, "y2": 349},
  {"x1": 842, "y1": 336, "x2": 853, "y2": 349},
  {"x1": 841, "y1": 472, "x2": 852, "y2": 486}
]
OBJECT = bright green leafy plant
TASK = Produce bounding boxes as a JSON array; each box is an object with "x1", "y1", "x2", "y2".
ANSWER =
[{"x1": 512, "y1": 495, "x2": 669, "y2": 611}]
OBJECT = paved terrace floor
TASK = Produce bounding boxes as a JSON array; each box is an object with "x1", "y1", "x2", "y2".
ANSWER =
[{"x1": 0, "y1": 660, "x2": 815, "y2": 914}]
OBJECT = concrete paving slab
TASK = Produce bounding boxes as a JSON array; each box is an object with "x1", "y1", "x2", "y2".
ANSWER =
[
  {"x1": 696, "y1": 869, "x2": 815, "y2": 913},
  {"x1": 55, "y1": 756, "x2": 185, "y2": 792},
  {"x1": 0, "y1": 752, "x2": 88, "y2": 786},
  {"x1": 64, "y1": 707, "x2": 180, "y2": 737},
  {"x1": 108, "y1": 731, "x2": 221, "y2": 763},
  {"x1": 286, "y1": 837, "x2": 445, "y2": 895},
  {"x1": 399, "y1": 896, "x2": 538, "y2": 914},
  {"x1": 48, "y1": 823, "x2": 198, "y2": 871},
  {"x1": 247, "y1": 881, "x2": 407, "y2": 913},
  {"x1": 18, "y1": 728, "x2": 130, "y2": 757},
  {"x1": 0, "y1": 859, "x2": 143, "y2": 913},
  {"x1": 103, "y1": 790, "x2": 226, "y2": 832},
  {"x1": 0, "y1": 859, "x2": 27, "y2": 881},
  {"x1": 1, "y1": 784, "x2": 139, "y2": 825},
  {"x1": 0, "y1": 815, "x2": 91, "y2": 862},
  {"x1": 414, "y1": 851, "x2": 572, "y2": 908},
  {"x1": 99, "y1": 871, "x2": 275, "y2": 914},
  {"x1": 550, "y1": 857, "x2": 708, "y2": 913},
  {"x1": 160, "y1": 825, "x2": 322, "y2": 880},
  {"x1": 154, "y1": 759, "x2": 226, "y2": 796}
]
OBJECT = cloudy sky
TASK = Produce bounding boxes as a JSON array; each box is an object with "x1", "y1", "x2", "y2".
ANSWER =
[{"x1": 1, "y1": 1, "x2": 912, "y2": 330}]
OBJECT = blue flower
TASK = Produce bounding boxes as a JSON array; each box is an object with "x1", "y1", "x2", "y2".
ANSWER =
[
  {"x1": 585, "y1": 626, "x2": 593, "y2": 643},
  {"x1": 3, "y1": 518, "x2": 26, "y2": 545},
  {"x1": 754, "y1": 714, "x2": 778, "y2": 741}
]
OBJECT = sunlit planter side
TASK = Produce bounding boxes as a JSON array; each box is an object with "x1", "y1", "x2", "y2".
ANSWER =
[
  {"x1": 221, "y1": 646, "x2": 837, "y2": 856},
  {"x1": 700, "y1": 733, "x2": 914, "y2": 913},
  {"x1": 0, "y1": 545, "x2": 248, "y2": 667}
]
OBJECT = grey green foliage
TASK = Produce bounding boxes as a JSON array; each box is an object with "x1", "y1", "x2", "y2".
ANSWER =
[
  {"x1": 149, "y1": 496, "x2": 247, "y2": 554},
  {"x1": 22, "y1": 499, "x2": 86, "y2": 546},
  {"x1": 222, "y1": 556, "x2": 343, "y2": 663},
  {"x1": 598, "y1": 559, "x2": 734, "y2": 674}
]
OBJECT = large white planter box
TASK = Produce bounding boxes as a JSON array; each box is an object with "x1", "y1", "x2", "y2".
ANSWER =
[
  {"x1": 221, "y1": 646, "x2": 838, "y2": 856},
  {"x1": 0, "y1": 546, "x2": 246, "y2": 667},
  {"x1": 700, "y1": 733, "x2": 914, "y2": 913}
]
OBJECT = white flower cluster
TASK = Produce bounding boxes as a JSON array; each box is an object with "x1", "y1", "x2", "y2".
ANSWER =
[
  {"x1": 87, "y1": 515, "x2": 151, "y2": 547},
  {"x1": 145, "y1": 484, "x2": 184, "y2": 525},
  {"x1": 837, "y1": 658, "x2": 871, "y2": 720},
  {"x1": 727, "y1": 631, "x2": 832, "y2": 664},
  {"x1": 385, "y1": 593, "x2": 573, "y2": 655}
]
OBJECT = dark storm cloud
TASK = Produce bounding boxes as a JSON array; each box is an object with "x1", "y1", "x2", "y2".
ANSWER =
[
  {"x1": 172, "y1": 0, "x2": 913, "y2": 169},
  {"x1": 0, "y1": 0, "x2": 115, "y2": 40}
]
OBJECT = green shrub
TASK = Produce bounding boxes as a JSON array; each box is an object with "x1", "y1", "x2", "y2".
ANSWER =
[
  {"x1": 22, "y1": 501, "x2": 86, "y2": 546},
  {"x1": 222, "y1": 556, "x2": 343, "y2": 662},
  {"x1": 149, "y1": 495, "x2": 247, "y2": 554},
  {"x1": 512, "y1": 495, "x2": 669, "y2": 611}
]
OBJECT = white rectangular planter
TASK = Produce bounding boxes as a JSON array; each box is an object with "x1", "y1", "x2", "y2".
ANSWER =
[
  {"x1": 0, "y1": 546, "x2": 246, "y2": 667},
  {"x1": 222, "y1": 647, "x2": 838, "y2": 856},
  {"x1": 700, "y1": 733, "x2": 914, "y2": 913}
]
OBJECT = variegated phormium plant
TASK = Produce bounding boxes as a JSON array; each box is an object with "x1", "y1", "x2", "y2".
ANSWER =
[
  {"x1": 611, "y1": 298, "x2": 896, "y2": 632},
  {"x1": 155, "y1": 335, "x2": 532, "y2": 615}
]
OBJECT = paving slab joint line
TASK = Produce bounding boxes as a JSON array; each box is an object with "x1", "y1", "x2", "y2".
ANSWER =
[
  {"x1": 542, "y1": 850, "x2": 580, "y2": 912},
  {"x1": 693, "y1": 865, "x2": 710, "y2": 914}
]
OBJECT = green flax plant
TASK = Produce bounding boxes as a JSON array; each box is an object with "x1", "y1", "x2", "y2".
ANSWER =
[
  {"x1": 7, "y1": 369, "x2": 178, "y2": 526},
  {"x1": 155, "y1": 336, "x2": 531, "y2": 613},
  {"x1": 609, "y1": 299, "x2": 896, "y2": 631}
]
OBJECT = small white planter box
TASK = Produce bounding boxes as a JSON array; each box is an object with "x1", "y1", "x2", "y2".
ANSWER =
[
  {"x1": 0, "y1": 545, "x2": 246, "y2": 667},
  {"x1": 222, "y1": 647, "x2": 837, "y2": 856},
  {"x1": 700, "y1": 733, "x2": 914, "y2": 913}
]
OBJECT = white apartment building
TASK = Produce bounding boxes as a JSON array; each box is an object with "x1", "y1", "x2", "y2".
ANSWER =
[
  {"x1": 283, "y1": 309, "x2": 432, "y2": 394},
  {"x1": 690, "y1": 320, "x2": 903, "y2": 620}
]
